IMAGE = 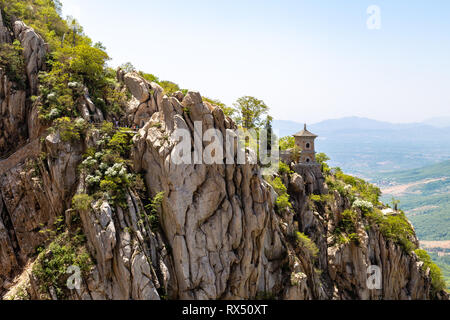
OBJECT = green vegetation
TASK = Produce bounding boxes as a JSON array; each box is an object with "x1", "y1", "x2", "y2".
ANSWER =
[
  {"x1": 0, "y1": 40, "x2": 26, "y2": 87},
  {"x1": 364, "y1": 209, "x2": 416, "y2": 253},
  {"x1": 51, "y1": 117, "x2": 88, "y2": 142},
  {"x1": 428, "y1": 252, "x2": 450, "y2": 290},
  {"x1": 0, "y1": 0, "x2": 67, "y2": 51},
  {"x1": 278, "y1": 136, "x2": 301, "y2": 163},
  {"x1": 380, "y1": 214, "x2": 416, "y2": 253},
  {"x1": 380, "y1": 175, "x2": 450, "y2": 241},
  {"x1": 316, "y1": 153, "x2": 331, "y2": 175},
  {"x1": 202, "y1": 97, "x2": 235, "y2": 117},
  {"x1": 309, "y1": 194, "x2": 334, "y2": 208},
  {"x1": 72, "y1": 194, "x2": 93, "y2": 212},
  {"x1": 158, "y1": 80, "x2": 180, "y2": 96},
  {"x1": 138, "y1": 69, "x2": 184, "y2": 96},
  {"x1": 279, "y1": 136, "x2": 295, "y2": 150},
  {"x1": 108, "y1": 129, "x2": 134, "y2": 157},
  {"x1": 352, "y1": 198, "x2": 374, "y2": 214},
  {"x1": 267, "y1": 177, "x2": 292, "y2": 212},
  {"x1": 143, "y1": 192, "x2": 165, "y2": 232},
  {"x1": 1, "y1": 0, "x2": 127, "y2": 123},
  {"x1": 138, "y1": 70, "x2": 159, "y2": 83},
  {"x1": 336, "y1": 170, "x2": 381, "y2": 205},
  {"x1": 7, "y1": 284, "x2": 31, "y2": 300},
  {"x1": 415, "y1": 249, "x2": 446, "y2": 295},
  {"x1": 322, "y1": 162, "x2": 416, "y2": 252},
  {"x1": 38, "y1": 43, "x2": 123, "y2": 121},
  {"x1": 295, "y1": 231, "x2": 319, "y2": 258},
  {"x1": 32, "y1": 232, "x2": 92, "y2": 299},
  {"x1": 233, "y1": 96, "x2": 269, "y2": 129},
  {"x1": 79, "y1": 124, "x2": 137, "y2": 207},
  {"x1": 333, "y1": 209, "x2": 360, "y2": 245},
  {"x1": 327, "y1": 168, "x2": 381, "y2": 206},
  {"x1": 278, "y1": 162, "x2": 293, "y2": 175}
]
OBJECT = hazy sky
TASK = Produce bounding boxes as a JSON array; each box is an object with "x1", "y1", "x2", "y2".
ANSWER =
[{"x1": 61, "y1": 0, "x2": 450, "y2": 124}]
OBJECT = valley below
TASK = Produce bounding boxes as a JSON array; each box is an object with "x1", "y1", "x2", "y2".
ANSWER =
[{"x1": 377, "y1": 165, "x2": 450, "y2": 289}]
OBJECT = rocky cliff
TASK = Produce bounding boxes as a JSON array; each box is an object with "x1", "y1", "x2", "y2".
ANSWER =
[{"x1": 0, "y1": 13, "x2": 448, "y2": 300}]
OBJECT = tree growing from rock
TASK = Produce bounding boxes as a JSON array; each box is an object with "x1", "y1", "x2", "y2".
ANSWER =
[{"x1": 233, "y1": 96, "x2": 269, "y2": 129}]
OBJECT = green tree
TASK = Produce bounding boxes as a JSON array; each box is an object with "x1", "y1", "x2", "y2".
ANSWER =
[
  {"x1": 316, "y1": 153, "x2": 331, "y2": 174},
  {"x1": 233, "y1": 96, "x2": 269, "y2": 129},
  {"x1": 202, "y1": 97, "x2": 236, "y2": 118},
  {"x1": 279, "y1": 136, "x2": 295, "y2": 150},
  {"x1": 391, "y1": 197, "x2": 401, "y2": 211},
  {"x1": 138, "y1": 71, "x2": 159, "y2": 83},
  {"x1": 159, "y1": 80, "x2": 181, "y2": 95},
  {"x1": 120, "y1": 62, "x2": 135, "y2": 73},
  {"x1": 415, "y1": 249, "x2": 446, "y2": 294},
  {"x1": 262, "y1": 115, "x2": 274, "y2": 151},
  {"x1": 0, "y1": 40, "x2": 25, "y2": 88}
]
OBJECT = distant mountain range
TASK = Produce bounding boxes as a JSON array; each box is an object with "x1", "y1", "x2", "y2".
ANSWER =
[{"x1": 273, "y1": 117, "x2": 450, "y2": 178}]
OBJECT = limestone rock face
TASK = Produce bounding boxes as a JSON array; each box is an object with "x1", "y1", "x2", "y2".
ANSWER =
[
  {"x1": 75, "y1": 86, "x2": 105, "y2": 123},
  {"x1": 122, "y1": 72, "x2": 164, "y2": 127},
  {"x1": 0, "y1": 69, "x2": 27, "y2": 156},
  {"x1": 130, "y1": 86, "x2": 290, "y2": 299},
  {"x1": 0, "y1": 9, "x2": 11, "y2": 44},
  {"x1": 68, "y1": 192, "x2": 166, "y2": 300},
  {"x1": 0, "y1": 133, "x2": 82, "y2": 295},
  {"x1": 0, "y1": 19, "x2": 47, "y2": 156},
  {"x1": 13, "y1": 21, "x2": 47, "y2": 95},
  {"x1": 124, "y1": 73, "x2": 150, "y2": 103}
]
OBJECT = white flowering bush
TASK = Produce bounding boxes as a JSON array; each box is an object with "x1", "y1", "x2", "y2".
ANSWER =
[
  {"x1": 352, "y1": 199, "x2": 374, "y2": 213},
  {"x1": 105, "y1": 163, "x2": 127, "y2": 178},
  {"x1": 68, "y1": 81, "x2": 80, "y2": 89},
  {"x1": 86, "y1": 175, "x2": 101, "y2": 186},
  {"x1": 82, "y1": 156, "x2": 97, "y2": 168},
  {"x1": 47, "y1": 92, "x2": 56, "y2": 100},
  {"x1": 78, "y1": 124, "x2": 137, "y2": 207},
  {"x1": 344, "y1": 185, "x2": 353, "y2": 192},
  {"x1": 48, "y1": 108, "x2": 60, "y2": 119}
]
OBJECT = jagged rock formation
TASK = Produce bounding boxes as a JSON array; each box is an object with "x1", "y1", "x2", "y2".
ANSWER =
[
  {"x1": 0, "y1": 12, "x2": 11, "y2": 44},
  {"x1": 12, "y1": 21, "x2": 47, "y2": 95},
  {"x1": 0, "y1": 14, "x2": 47, "y2": 156},
  {"x1": 0, "y1": 16, "x2": 448, "y2": 300},
  {"x1": 0, "y1": 68, "x2": 26, "y2": 154}
]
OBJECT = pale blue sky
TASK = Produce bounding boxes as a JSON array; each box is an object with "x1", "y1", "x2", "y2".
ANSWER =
[{"x1": 61, "y1": 0, "x2": 450, "y2": 124}]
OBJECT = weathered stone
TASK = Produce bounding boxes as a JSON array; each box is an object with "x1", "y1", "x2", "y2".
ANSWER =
[
  {"x1": 13, "y1": 21, "x2": 47, "y2": 95},
  {"x1": 124, "y1": 73, "x2": 149, "y2": 103}
]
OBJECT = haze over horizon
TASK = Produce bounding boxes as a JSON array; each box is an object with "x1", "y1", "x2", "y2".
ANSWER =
[
  {"x1": 280, "y1": 115, "x2": 450, "y2": 127},
  {"x1": 61, "y1": 0, "x2": 450, "y2": 124}
]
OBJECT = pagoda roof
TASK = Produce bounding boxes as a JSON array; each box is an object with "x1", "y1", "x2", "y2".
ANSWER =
[{"x1": 293, "y1": 124, "x2": 318, "y2": 138}]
